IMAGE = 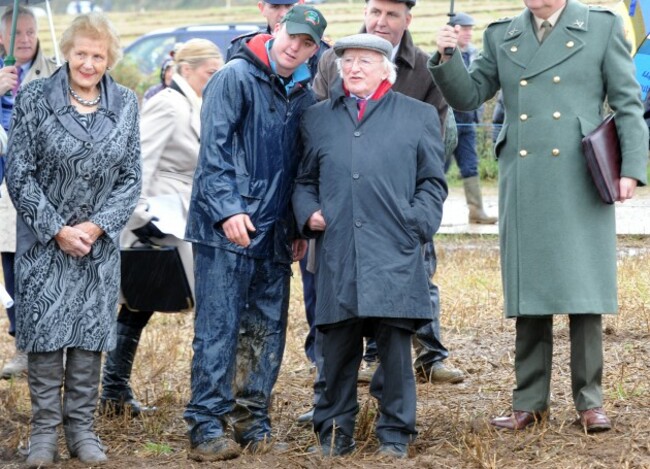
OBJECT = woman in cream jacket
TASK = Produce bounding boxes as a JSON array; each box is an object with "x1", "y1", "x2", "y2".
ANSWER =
[{"x1": 100, "y1": 39, "x2": 223, "y2": 416}]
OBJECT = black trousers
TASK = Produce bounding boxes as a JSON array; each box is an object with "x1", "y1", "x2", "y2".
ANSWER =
[{"x1": 313, "y1": 318, "x2": 417, "y2": 445}]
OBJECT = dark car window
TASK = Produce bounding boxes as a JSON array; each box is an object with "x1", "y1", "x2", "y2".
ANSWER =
[
  {"x1": 125, "y1": 35, "x2": 177, "y2": 75},
  {"x1": 124, "y1": 25, "x2": 262, "y2": 75}
]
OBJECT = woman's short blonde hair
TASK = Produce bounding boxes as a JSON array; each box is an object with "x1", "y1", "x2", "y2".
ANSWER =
[
  {"x1": 60, "y1": 13, "x2": 122, "y2": 69},
  {"x1": 174, "y1": 39, "x2": 223, "y2": 73}
]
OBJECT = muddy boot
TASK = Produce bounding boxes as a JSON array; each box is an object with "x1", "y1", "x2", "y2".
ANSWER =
[
  {"x1": 63, "y1": 348, "x2": 107, "y2": 464},
  {"x1": 463, "y1": 176, "x2": 497, "y2": 224},
  {"x1": 100, "y1": 322, "x2": 154, "y2": 417},
  {"x1": 26, "y1": 351, "x2": 64, "y2": 468}
]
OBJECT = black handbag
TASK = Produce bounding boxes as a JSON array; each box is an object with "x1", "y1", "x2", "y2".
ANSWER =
[{"x1": 120, "y1": 245, "x2": 194, "y2": 313}]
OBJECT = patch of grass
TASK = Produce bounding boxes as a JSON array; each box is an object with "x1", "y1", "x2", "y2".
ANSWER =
[{"x1": 142, "y1": 441, "x2": 174, "y2": 456}]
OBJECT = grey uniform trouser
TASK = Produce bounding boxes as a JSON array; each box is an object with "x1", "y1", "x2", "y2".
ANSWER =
[{"x1": 513, "y1": 314, "x2": 603, "y2": 412}]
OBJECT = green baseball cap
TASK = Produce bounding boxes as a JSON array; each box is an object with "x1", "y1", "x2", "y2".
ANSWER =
[{"x1": 281, "y1": 5, "x2": 327, "y2": 44}]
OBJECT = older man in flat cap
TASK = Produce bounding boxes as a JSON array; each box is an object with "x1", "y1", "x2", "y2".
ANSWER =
[
  {"x1": 293, "y1": 33, "x2": 447, "y2": 458},
  {"x1": 308, "y1": 0, "x2": 462, "y2": 397}
]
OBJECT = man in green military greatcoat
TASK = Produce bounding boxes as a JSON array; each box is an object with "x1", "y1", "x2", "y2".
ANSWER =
[{"x1": 429, "y1": 0, "x2": 648, "y2": 432}]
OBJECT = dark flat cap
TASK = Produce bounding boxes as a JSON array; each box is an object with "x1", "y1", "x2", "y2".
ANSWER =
[
  {"x1": 333, "y1": 33, "x2": 393, "y2": 59},
  {"x1": 449, "y1": 12, "x2": 475, "y2": 27}
]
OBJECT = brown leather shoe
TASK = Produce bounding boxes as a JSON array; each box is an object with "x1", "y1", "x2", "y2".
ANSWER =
[
  {"x1": 490, "y1": 411, "x2": 546, "y2": 431},
  {"x1": 578, "y1": 407, "x2": 611, "y2": 433}
]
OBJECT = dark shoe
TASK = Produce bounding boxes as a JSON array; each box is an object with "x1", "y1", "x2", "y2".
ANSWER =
[
  {"x1": 99, "y1": 397, "x2": 156, "y2": 418},
  {"x1": 308, "y1": 433, "x2": 356, "y2": 457},
  {"x1": 26, "y1": 433, "x2": 59, "y2": 468},
  {"x1": 417, "y1": 361, "x2": 465, "y2": 384},
  {"x1": 296, "y1": 408, "x2": 314, "y2": 426},
  {"x1": 490, "y1": 411, "x2": 546, "y2": 431},
  {"x1": 578, "y1": 407, "x2": 611, "y2": 433},
  {"x1": 377, "y1": 442, "x2": 408, "y2": 459},
  {"x1": 188, "y1": 437, "x2": 241, "y2": 462}
]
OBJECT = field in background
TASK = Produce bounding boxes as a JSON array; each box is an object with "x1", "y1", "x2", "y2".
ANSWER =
[{"x1": 33, "y1": 0, "x2": 614, "y2": 59}]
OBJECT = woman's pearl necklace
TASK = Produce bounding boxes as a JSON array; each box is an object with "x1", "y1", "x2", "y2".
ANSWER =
[{"x1": 69, "y1": 86, "x2": 101, "y2": 107}]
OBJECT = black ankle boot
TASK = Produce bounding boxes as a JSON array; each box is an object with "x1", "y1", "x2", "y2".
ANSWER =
[{"x1": 100, "y1": 322, "x2": 155, "y2": 417}]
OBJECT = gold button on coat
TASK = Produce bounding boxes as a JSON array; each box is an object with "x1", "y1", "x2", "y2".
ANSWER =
[
  {"x1": 511, "y1": 46, "x2": 518, "y2": 52},
  {"x1": 553, "y1": 112, "x2": 561, "y2": 119},
  {"x1": 520, "y1": 114, "x2": 528, "y2": 121},
  {"x1": 552, "y1": 148, "x2": 560, "y2": 156},
  {"x1": 553, "y1": 76, "x2": 561, "y2": 83},
  {"x1": 520, "y1": 79, "x2": 528, "y2": 86},
  {"x1": 566, "y1": 41, "x2": 575, "y2": 48},
  {"x1": 519, "y1": 150, "x2": 528, "y2": 157}
]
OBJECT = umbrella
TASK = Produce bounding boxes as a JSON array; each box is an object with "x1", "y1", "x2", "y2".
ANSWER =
[
  {"x1": 620, "y1": 0, "x2": 650, "y2": 99},
  {"x1": 1, "y1": 0, "x2": 61, "y2": 66}
]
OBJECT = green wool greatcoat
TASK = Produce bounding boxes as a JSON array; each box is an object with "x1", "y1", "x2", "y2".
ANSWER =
[{"x1": 429, "y1": 0, "x2": 648, "y2": 317}]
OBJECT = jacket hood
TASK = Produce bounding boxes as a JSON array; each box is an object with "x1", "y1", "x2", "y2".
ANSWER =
[
  {"x1": 230, "y1": 34, "x2": 312, "y2": 91},
  {"x1": 230, "y1": 33, "x2": 274, "y2": 73}
]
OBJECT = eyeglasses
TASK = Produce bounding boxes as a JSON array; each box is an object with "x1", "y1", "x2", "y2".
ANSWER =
[{"x1": 340, "y1": 56, "x2": 382, "y2": 70}]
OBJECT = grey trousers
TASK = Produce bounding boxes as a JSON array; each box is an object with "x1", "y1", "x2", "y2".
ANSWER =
[{"x1": 513, "y1": 314, "x2": 603, "y2": 412}]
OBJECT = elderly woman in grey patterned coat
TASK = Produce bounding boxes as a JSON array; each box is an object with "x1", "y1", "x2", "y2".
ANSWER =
[{"x1": 5, "y1": 13, "x2": 141, "y2": 468}]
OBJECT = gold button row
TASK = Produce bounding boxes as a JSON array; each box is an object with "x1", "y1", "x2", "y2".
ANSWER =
[{"x1": 519, "y1": 149, "x2": 561, "y2": 157}]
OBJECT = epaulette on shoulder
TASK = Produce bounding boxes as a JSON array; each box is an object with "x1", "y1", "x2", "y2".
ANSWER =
[
  {"x1": 589, "y1": 5, "x2": 615, "y2": 15},
  {"x1": 487, "y1": 16, "x2": 512, "y2": 27}
]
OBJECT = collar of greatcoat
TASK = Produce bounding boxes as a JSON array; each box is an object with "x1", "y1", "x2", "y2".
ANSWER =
[{"x1": 500, "y1": 0, "x2": 588, "y2": 80}]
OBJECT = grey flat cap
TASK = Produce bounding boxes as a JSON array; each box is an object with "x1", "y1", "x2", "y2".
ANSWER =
[
  {"x1": 449, "y1": 12, "x2": 475, "y2": 27},
  {"x1": 333, "y1": 33, "x2": 393, "y2": 59}
]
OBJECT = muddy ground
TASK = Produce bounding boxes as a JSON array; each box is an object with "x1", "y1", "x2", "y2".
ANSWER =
[{"x1": 1, "y1": 236, "x2": 649, "y2": 468}]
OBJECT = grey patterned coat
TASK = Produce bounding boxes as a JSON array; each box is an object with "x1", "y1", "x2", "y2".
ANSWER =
[{"x1": 6, "y1": 66, "x2": 142, "y2": 353}]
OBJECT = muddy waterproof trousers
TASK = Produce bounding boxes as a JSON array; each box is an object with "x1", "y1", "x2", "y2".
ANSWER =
[{"x1": 184, "y1": 245, "x2": 291, "y2": 447}]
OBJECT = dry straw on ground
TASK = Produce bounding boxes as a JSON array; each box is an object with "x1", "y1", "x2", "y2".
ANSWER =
[{"x1": 1, "y1": 235, "x2": 649, "y2": 468}]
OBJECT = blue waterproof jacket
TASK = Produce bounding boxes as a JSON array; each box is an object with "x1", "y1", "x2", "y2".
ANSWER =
[{"x1": 185, "y1": 34, "x2": 317, "y2": 262}]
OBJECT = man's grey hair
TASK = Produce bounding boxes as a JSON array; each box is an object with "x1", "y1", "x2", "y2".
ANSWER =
[
  {"x1": 336, "y1": 55, "x2": 397, "y2": 85},
  {"x1": 0, "y1": 6, "x2": 38, "y2": 36}
]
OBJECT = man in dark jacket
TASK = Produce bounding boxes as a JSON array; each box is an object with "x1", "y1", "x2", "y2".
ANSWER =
[
  {"x1": 294, "y1": 33, "x2": 447, "y2": 458},
  {"x1": 184, "y1": 5, "x2": 327, "y2": 462},
  {"x1": 227, "y1": 2, "x2": 329, "y2": 368},
  {"x1": 310, "y1": 0, "x2": 462, "y2": 390}
]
